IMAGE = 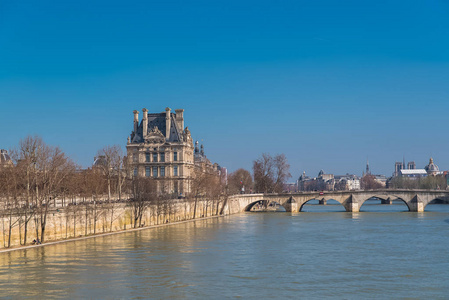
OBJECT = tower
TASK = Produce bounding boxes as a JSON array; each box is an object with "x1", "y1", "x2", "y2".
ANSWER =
[
  {"x1": 394, "y1": 162, "x2": 404, "y2": 177},
  {"x1": 366, "y1": 159, "x2": 370, "y2": 175}
]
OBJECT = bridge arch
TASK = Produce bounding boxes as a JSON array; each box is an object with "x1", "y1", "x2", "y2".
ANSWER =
[
  {"x1": 358, "y1": 195, "x2": 411, "y2": 212},
  {"x1": 244, "y1": 200, "x2": 287, "y2": 212},
  {"x1": 299, "y1": 197, "x2": 346, "y2": 212},
  {"x1": 424, "y1": 196, "x2": 449, "y2": 210}
]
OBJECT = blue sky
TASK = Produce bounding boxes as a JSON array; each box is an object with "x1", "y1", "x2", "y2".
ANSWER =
[{"x1": 1, "y1": 0, "x2": 448, "y2": 179}]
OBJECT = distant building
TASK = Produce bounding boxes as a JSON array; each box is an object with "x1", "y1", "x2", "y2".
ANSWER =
[
  {"x1": 0, "y1": 149, "x2": 12, "y2": 168},
  {"x1": 126, "y1": 107, "x2": 220, "y2": 196},
  {"x1": 373, "y1": 174, "x2": 387, "y2": 187},
  {"x1": 93, "y1": 155, "x2": 107, "y2": 169},
  {"x1": 334, "y1": 174, "x2": 361, "y2": 190},
  {"x1": 407, "y1": 161, "x2": 416, "y2": 170},
  {"x1": 297, "y1": 171, "x2": 312, "y2": 191},
  {"x1": 284, "y1": 182, "x2": 297, "y2": 192},
  {"x1": 399, "y1": 169, "x2": 427, "y2": 178},
  {"x1": 297, "y1": 170, "x2": 360, "y2": 191},
  {"x1": 424, "y1": 157, "x2": 441, "y2": 176},
  {"x1": 393, "y1": 157, "x2": 441, "y2": 177},
  {"x1": 393, "y1": 162, "x2": 403, "y2": 177}
]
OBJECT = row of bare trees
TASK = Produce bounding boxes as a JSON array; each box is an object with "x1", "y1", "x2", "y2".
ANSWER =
[
  {"x1": 0, "y1": 135, "x2": 229, "y2": 247},
  {"x1": 0, "y1": 136, "x2": 77, "y2": 246},
  {"x1": 388, "y1": 175, "x2": 447, "y2": 190},
  {"x1": 0, "y1": 137, "x2": 295, "y2": 248}
]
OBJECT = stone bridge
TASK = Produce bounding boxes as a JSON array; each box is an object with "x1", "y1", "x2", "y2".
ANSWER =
[{"x1": 227, "y1": 190, "x2": 449, "y2": 213}]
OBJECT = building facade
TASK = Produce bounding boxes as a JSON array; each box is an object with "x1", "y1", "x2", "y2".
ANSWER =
[
  {"x1": 126, "y1": 107, "x2": 222, "y2": 196},
  {"x1": 297, "y1": 170, "x2": 360, "y2": 191},
  {"x1": 392, "y1": 157, "x2": 441, "y2": 178},
  {"x1": 126, "y1": 107, "x2": 194, "y2": 196}
]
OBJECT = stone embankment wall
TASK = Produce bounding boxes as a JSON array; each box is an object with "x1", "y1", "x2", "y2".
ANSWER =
[
  {"x1": 0, "y1": 198, "x2": 227, "y2": 249},
  {"x1": 225, "y1": 195, "x2": 255, "y2": 214}
]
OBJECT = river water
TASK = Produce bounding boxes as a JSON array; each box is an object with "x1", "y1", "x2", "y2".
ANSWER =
[{"x1": 1, "y1": 201, "x2": 449, "y2": 299}]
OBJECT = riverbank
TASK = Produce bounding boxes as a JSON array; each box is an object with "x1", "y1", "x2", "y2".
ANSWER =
[{"x1": 0, "y1": 213, "x2": 226, "y2": 254}]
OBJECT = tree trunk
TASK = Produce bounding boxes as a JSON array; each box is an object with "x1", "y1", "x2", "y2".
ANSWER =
[
  {"x1": 24, "y1": 214, "x2": 29, "y2": 245},
  {"x1": 110, "y1": 205, "x2": 114, "y2": 232},
  {"x1": 107, "y1": 177, "x2": 111, "y2": 202},
  {"x1": 8, "y1": 212, "x2": 12, "y2": 248},
  {"x1": 93, "y1": 199, "x2": 97, "y2": 234},
  {"x1": 118, "y1": 173, "x2": 122, "y2": 201}
]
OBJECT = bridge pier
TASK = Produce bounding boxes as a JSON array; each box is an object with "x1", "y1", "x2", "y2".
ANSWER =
[
  {"x1": 319, "y1": 199, "x2": 327, "y2": 205},
  {"x1": 344, "y1": 195, "x2": 360, "y2": 212},
  {"x1": 348, "y1": 202, "x2": 360, "y2": 212},
  {"x1": 284, "y1": 197, "x2": 298, "y2": 212},
  {"x1": 409, "y1": 195, "x2": 424, "y2": 212}
]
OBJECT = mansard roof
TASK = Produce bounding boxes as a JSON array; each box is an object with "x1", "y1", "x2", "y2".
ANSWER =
[{"x1": 131, "y1": 111, "x2": 182, "y2": 144}]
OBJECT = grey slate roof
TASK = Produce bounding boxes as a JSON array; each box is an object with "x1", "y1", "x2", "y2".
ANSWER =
[{"x1": 132, "y1": 112, "x2": 182, "y2": 143}]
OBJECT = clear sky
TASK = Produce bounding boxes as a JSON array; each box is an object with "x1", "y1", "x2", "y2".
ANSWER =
[{"x1": 1, "y1": 0, "x2": 448, "y2": 180}]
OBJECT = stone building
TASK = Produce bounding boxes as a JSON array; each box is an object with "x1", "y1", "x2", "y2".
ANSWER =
[
  {"x1": 334, "y1": 174, "x2": 361, "y2": 190},
  {"x1": 126, "y1": 107, "x2": 221, "y2": 196},
  {"x1": 393, "y1": 160, "x2": 417, "y2": 177},
  {"x1": 297, "y1": 170, "x2": 360, "y2": 191},
  {"x1": 425, "y1": 157, "x2": 440, "y2": 176},
  {"x1": 0, "y1": 149, "x2": 12, "y2": 169},
  {"x1": 392, "y1": 157, "x2": 441, "y2": 177}
]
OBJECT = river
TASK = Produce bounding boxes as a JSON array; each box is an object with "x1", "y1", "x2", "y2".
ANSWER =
[{"x1": 1, "y1": 201, "x2": 449, "y2": 299}]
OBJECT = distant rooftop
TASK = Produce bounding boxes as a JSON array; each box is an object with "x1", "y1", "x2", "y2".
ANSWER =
[{"x1": 400, "y1": 169, "x2": 427, "y2": 175}]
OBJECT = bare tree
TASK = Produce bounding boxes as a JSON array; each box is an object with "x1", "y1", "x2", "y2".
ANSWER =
[
  {"x1": 228, "y1": 168, "x2": 253, "y2": 195},
  {"x1": 273, "y1": 154, "x2": 291, "y2": 193},
  {"x1": 96, "y1": 145, "x2": 126, "y2": 231},
  {"x1": 130, "y1": 177, "x2": 156, "y2": 228},
  {"x1": 253, "y1": 153, "x2": 274, "y2": 193},
  {"x1": 0, "y1": 161, "x2": 22, "y2": 247},
  {"x1": 190, "y1": 167, "x2": 222, "y2": 219},
  {"x1": 35, "y1": 141, "x2": 76, "y2": 242},
  {"x1": 253, "y1": 153, "x2": 291, "y2": 193},
  {"x1": 96, "y1": 145, "x2": 124, "y2": 201},
  {"x1": 9, "y1": 136, "x2": 76, "y2": 243},
  {"x1": 10, "y1": 136, "x2": 43, "y2": 244},
  {"x1": 361, "y1": 174, "x2": 383, "y2": 190},
  {"x1": 388, "y1": 175, "x2": 446, "y2": 190}
]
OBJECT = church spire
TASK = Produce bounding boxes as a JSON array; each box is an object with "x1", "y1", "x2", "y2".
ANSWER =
[{"x1": 366, "y1": 159, "x2": 370, "y2": 175}]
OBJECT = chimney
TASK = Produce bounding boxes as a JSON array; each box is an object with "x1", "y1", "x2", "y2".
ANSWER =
[
  {"x1": 165, "y1": 107, "x2": 171, "y2": 140},
  {"x1": 133, "y1": 110, "x2": 139, "y2": 133},
  {"x1": 142, "y1": 108, "x2": 148, "y2": 138},
  {"x1": 175, "y1": 109, "x2": 184, "y2": 130}
]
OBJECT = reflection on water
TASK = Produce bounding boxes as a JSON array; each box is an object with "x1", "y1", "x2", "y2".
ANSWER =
[{"x1": 1, "y1": 206, "x2": 449, "y2": 298}]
